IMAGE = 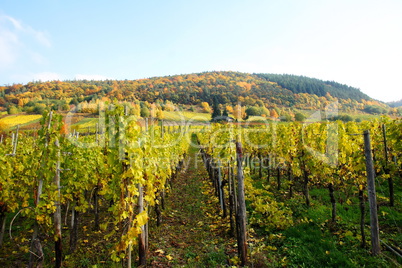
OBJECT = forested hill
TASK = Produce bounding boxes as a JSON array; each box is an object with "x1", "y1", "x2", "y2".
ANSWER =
[
  {"x1": 388, "y1": 99, "x2": 402, "y2": 107},
  {"x1": 0, "y1": 71, "x2": 391, "y2": 115},
  {"x1": 255, "y1": 73, "x2": 370, "y2": 101}
]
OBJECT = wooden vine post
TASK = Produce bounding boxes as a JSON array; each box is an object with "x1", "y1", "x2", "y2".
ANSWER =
[
  {"x1": 218, "y1": 160, "x2": 226, "y2": 217},
  {"x1": 54, "y1": 138, "x2": 62, "y2": 268},
  {"x1": 228, "y1": 161, "x2": 235, "y2": 236},
  {"x1": 235, "y1": 141, "x2": 248, "y2": 266},
  {"x1": 363, "y1": 130, "x2": 381, "y2": 255},
  {"x1": 138, "y1": 183, "x2": 147, "y2": 266},
  {"x1": 12, "y1": 125, "x2": 19, "y2": 155}
]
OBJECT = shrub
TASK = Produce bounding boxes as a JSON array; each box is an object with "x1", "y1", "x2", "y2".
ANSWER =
[
  {"x1": 295, "y1": 112, "x2": 306, "y2": 122},
  {"x1": 7, "y1": 105, "x2": 20, "y2": 115},
  {"x1": 140, "y1": 107, "x2": 150, "y2": 117}
]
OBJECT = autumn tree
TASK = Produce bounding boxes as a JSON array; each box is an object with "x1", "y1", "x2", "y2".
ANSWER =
[
  {"x1": 226, "y1": 105, "x2": 234, "y2": 115},
  {"x1": 164, "y1": 100, "x2": 176, "y2": 111},
  {"x1": 156, "y1": 109, "x2": 164, "y2": 119},
  {"x1": 150, "y1": 103, "x2": 157, "y2": 118},
  {"x1": 270, "y1": 109, "x2": 279, "y2": 119},
  {"x1": 260, "y1": 106, "x2": 270, "y2": 117},
  {"x1": 233, "y1": 104, "x2": 246, "y2": 121},
  {"x1": 245, "y1": 106, "x2": 261, "y2": 116},
  {"x1": 201, "y1": 102, "x2": 212, "y2": 113}
]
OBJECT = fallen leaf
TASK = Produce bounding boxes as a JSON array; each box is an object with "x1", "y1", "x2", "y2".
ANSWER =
[{"x1": 155, "y1": 249, "x2": 165, "y2": 255}]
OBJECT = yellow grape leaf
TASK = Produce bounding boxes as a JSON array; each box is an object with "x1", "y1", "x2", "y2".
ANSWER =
[
  {"x1": 267, "y1": 245, "x2": 277, "y2": 251},
  {"x1": 100, "y1": 223, "x2": 108, "y2": 231},
  {"x1": 121, "y1": 211, "x2": 129, "y2": 219},
  {"x1": 136, "y1": 211, "x2": 148, "y2": 226},
  {"x1": 36, "y1": 215, "x2": 45, "y2": 222},
  {"x1": 281, "y1": 256, "x2": 287, "y2": 263},
  {"x1": 344, "y1": 231, "x2": 353, "y2": 237},
  {"x1": 230, "y1": 256, "x2": 240, "y2": 265}
]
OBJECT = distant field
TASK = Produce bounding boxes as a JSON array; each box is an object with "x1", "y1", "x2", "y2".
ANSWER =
[
  {"x1": 351, "y1": 113, "x2": 380, "y2": 121},
  {"x1": 0, "y1": 111, "x2": 383, "y2": 133},
  {"x1": 63, "y1": 112, "x2": 211, "y2": 133},
  {"x1": 69, "y1": 117, "x2": 98, "y2": 132},
  {"x1": 72, "y1": 117, "x2": 98, "y2": 128},
  {"x1": 0, "y1": 114, "x2": 42, "y2": 129},
  {"x1": 70, "y1": 111, "x2": 212, "y2": 130},
  {"x1": 163, "y1": 111, "x2": 211, "y2": 122}
]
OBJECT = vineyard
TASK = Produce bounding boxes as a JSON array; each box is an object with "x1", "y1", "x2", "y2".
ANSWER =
[
  {"x1": 196, "y1": 117, "x2": 402, "y2": 267},
  {"x1": 0, "y1": 107, "x2": 401, "y2": 267}
]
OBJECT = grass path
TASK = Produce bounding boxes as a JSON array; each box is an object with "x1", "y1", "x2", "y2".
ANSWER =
[{"x1": 148, "y1": 137, "x2": 234, "y2": 267}]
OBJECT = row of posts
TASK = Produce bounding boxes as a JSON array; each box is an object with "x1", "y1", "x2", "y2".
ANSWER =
[
  {"x1": 196, "y1": 130, "x2": 385, "y2": 265},
  {"x1": 199, "y1": 140, "x2": 248, "y2": 266}
]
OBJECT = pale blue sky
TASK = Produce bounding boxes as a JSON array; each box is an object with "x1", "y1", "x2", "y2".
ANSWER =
[{"x1": 1, "y1": 0, "x2": 401, "y2": 102}]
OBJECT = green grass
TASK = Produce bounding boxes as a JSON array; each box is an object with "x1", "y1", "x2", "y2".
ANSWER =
[
  {"x1": 248, "y1": 169, "x2": 402, "y2": 267},
  {"x1": 352, "y1": 114, "x2": 382, "y2": 122},
  {"x1": 71, "y1": 117, "x2": 98, "y2": 131},
  {"x1": 72, "y1": 117, "x2": 97, "y2": 126},
  {"x1": 162, "y1": 111, "x2": 211, "y2": 122},
  {"x1": 282, "y1": 221, "x2": 395, "y2": 267},
  {"x1": 283, "y1": 223, "x2": 355, "y2": 268}
]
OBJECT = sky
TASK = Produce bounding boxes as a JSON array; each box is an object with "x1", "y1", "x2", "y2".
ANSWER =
[{"x1": 0, "y1": 0, "x2": 401, "y2": 102}]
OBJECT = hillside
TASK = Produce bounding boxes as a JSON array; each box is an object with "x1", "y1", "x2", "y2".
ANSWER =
[
  {"x1": 255, "y1": 73, "x2": 370, "y2": 101},
  {"x1": 388, "y1": 99, "x2": 402, "y2": 107},
  {"x1": 0, "y1": 71, "x2": 395, "y2": 117}
]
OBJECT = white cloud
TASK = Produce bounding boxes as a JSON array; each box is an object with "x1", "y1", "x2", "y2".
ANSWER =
[
  {"x1": 75, "y1": 74, "x2": 111, "y2": 80},
  {"x1": 4, "y1": 15, "x2": 23, "y2": 30},
  {"x1": 1, "y1": 15, "x2": 51, "y2": 47},
  {"x1": 0, "y1": 14, "x2": 51, "y2": 68}
]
